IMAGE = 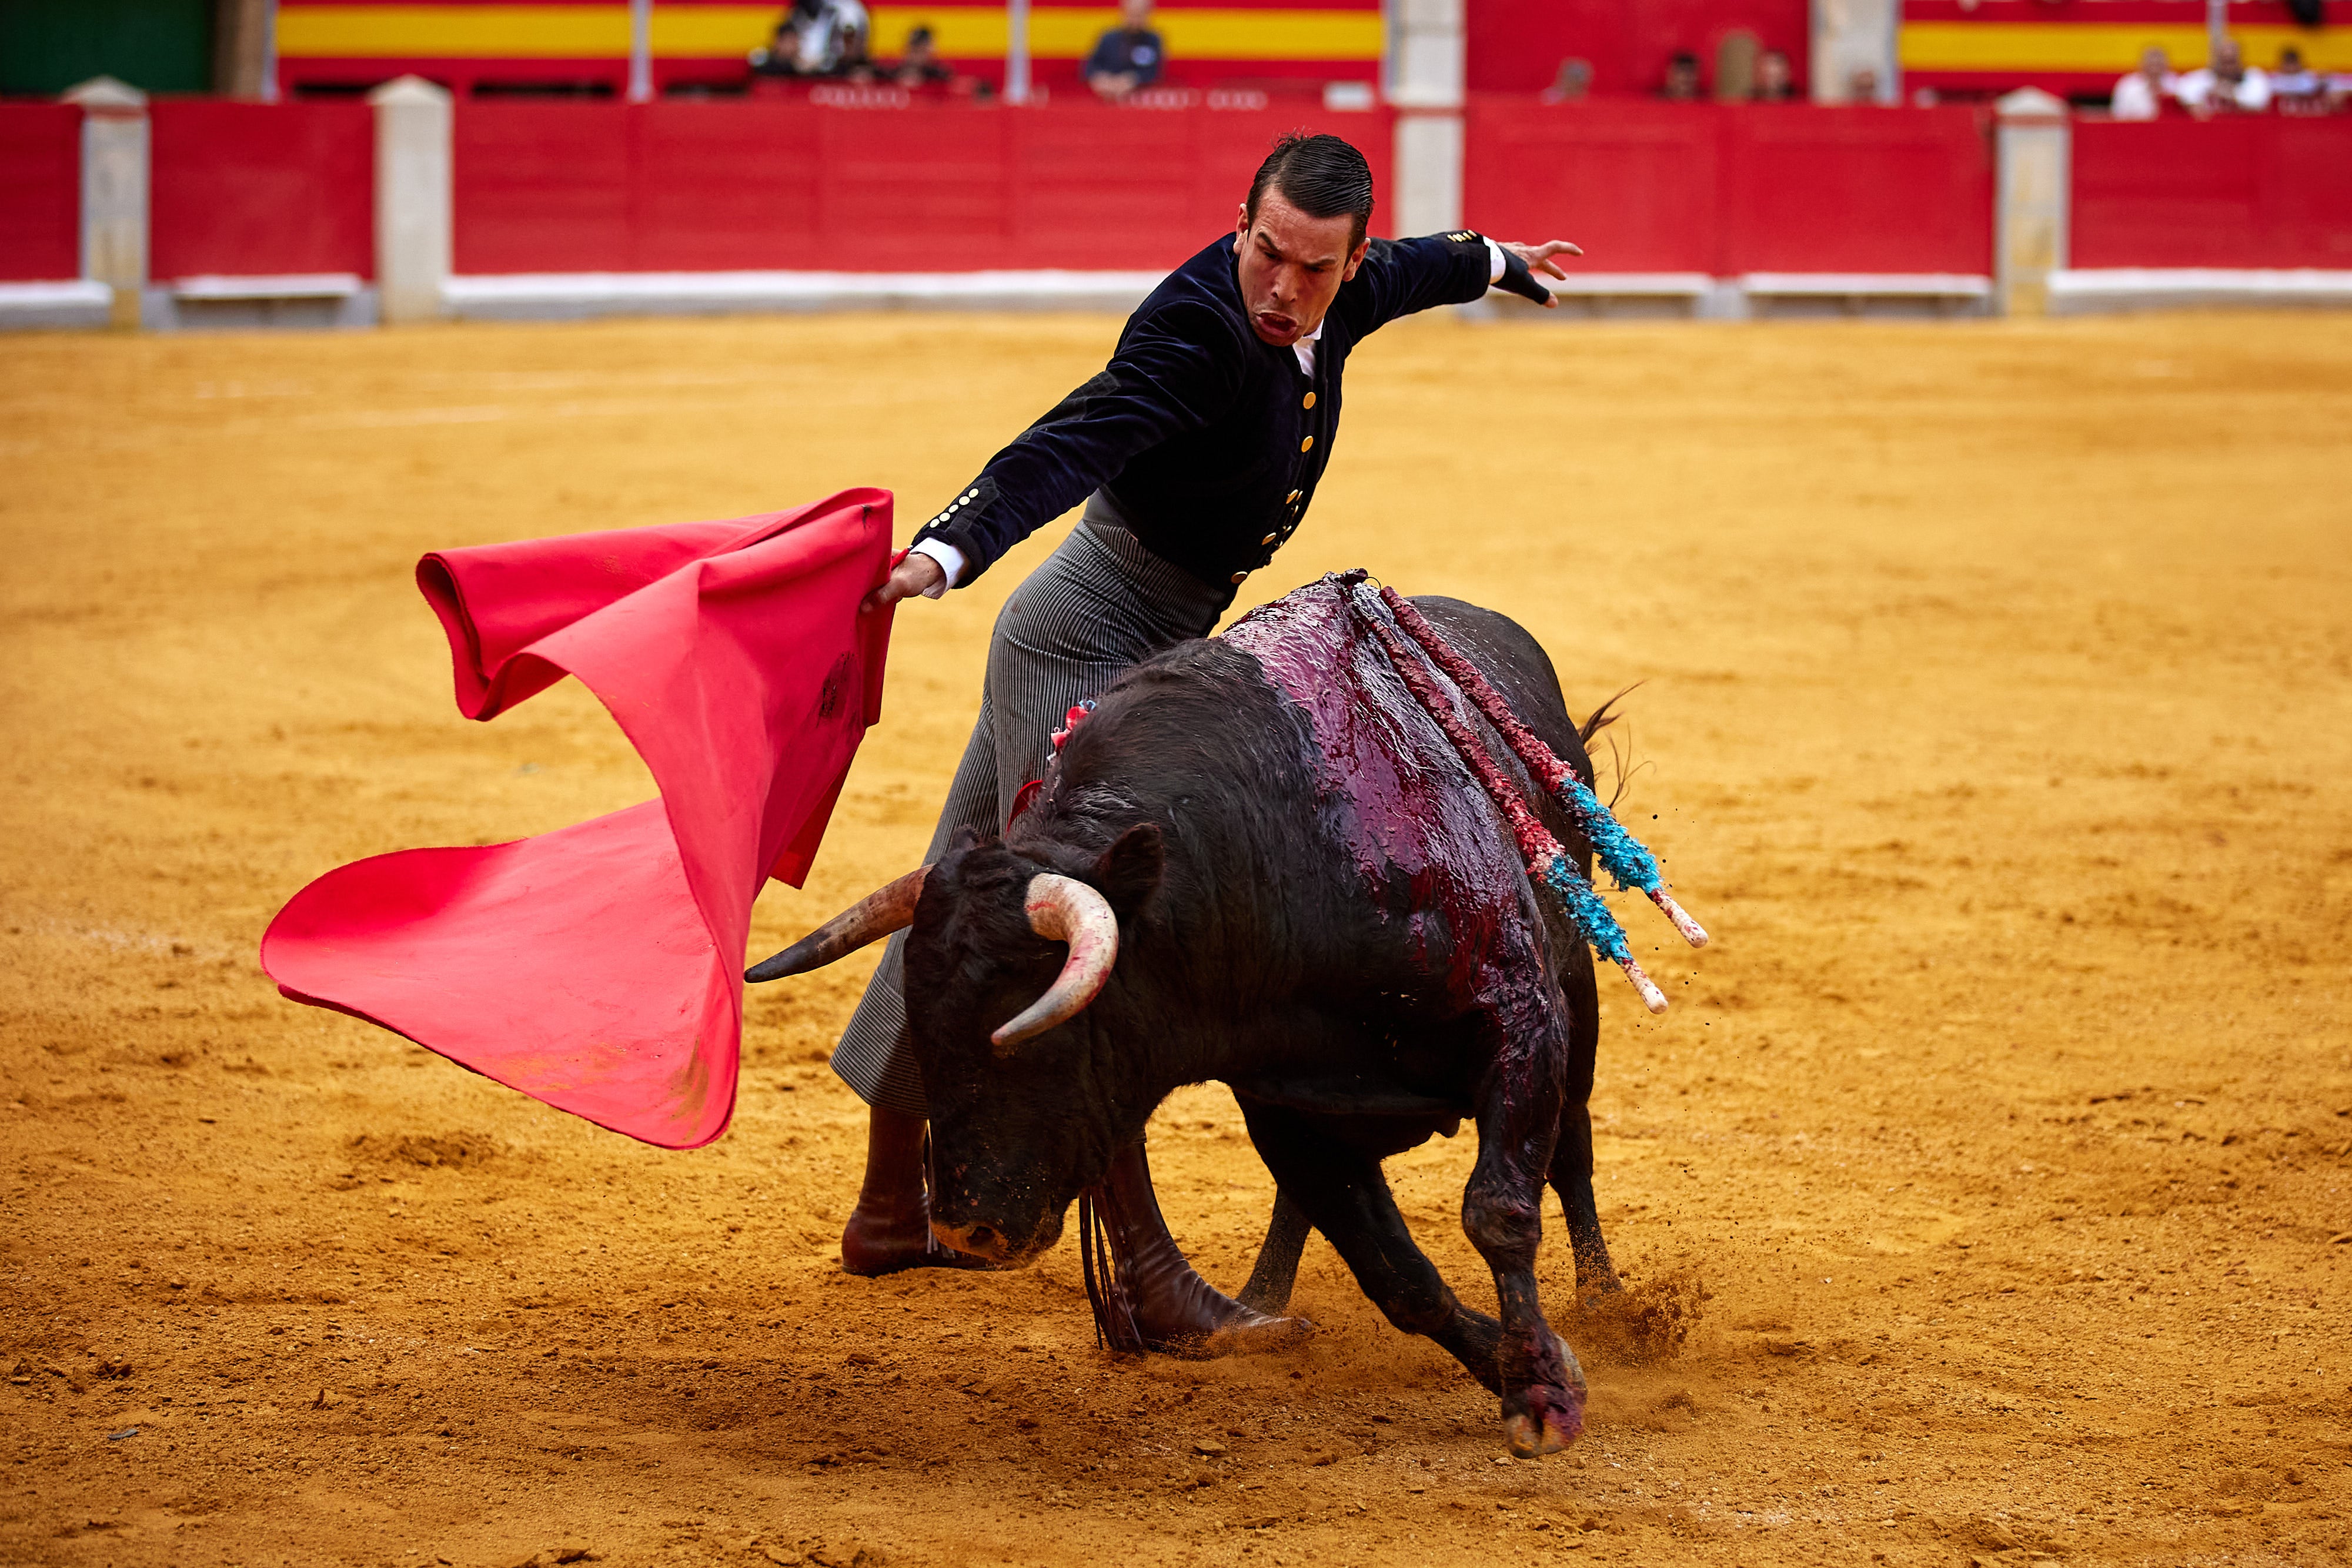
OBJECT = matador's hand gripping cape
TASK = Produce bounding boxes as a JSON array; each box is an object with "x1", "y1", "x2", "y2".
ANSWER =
[{"x1": 260, "y1": 489, "x2": 896, "y2": 1148}]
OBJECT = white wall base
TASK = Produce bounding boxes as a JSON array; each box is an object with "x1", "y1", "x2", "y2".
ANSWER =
[
  {"x1": 2048, "y1": 268, "x2": 2352, "y2": 315},
  {"x1": 142, "y1": 281, "x2": 379, "y2": 331},
  {"x1": 443, "y1": 270, "x2": 1170, "y2": 320},
  {"x1": 24, "y1": 268, "x2": 2347, "y2": 332},
  {"x1": 0, "y1": 280, "x2": 115, "y2": 330},
  {"x1": 1465, "y1": 273, "x2": 1993, "y2": 322}
]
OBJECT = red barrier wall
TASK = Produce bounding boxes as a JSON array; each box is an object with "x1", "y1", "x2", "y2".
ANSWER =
[
  {"x1": 452, "y1": 101, "x2": 1394, "y2": 275},
  {"x1": 2073, "y1": 116, "x2": 2352, "y2": 269},
  {"x1": 0, "y1": 105, "x2": 81, "y2": 281},
  {"x1": 1462, "y1": 99, "x2": 1995, "y2": 275},
  {"x1": 148, "y1": 102, "x2": 374, "y2": 280}
]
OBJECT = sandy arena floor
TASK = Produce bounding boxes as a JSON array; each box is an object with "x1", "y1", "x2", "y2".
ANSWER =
[{"x1": 1, "y1": 306, "x2": 2347, "y2": 1568}]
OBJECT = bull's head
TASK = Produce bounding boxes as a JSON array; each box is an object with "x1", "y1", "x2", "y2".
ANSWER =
[{"x1": 746, "y1": 823, "x2": 1164, "y2": 1266}]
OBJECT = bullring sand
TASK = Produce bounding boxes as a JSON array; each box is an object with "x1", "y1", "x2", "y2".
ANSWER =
[{"x1": 1, "y1": 309, "x2": 2346, "y2": 1567}]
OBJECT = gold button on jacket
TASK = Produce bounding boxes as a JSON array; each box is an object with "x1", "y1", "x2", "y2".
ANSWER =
[
  {"x1": 1299, "y1": 436, "x2": 1314, "y2": 453},
  {"x1": 1259, "y1": 531, "x2": 1278, "y2": 547},
  {"x1": 1302, "y1": 392, "x2": 1317, "y2": 409},
  {"x1": 1229, "y1": 570, "x2": 1248, "y2": 584}
]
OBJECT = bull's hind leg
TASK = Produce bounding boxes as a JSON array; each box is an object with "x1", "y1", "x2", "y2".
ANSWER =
[
  {"x1": 1548, "y1": 948, "x2": 1621, "y2": 1298},
  {"x1": 1549, "y1": 1104, "x2": 1619, "y2": 1301},
  {"x1": 1237, "y1": 1189, "x2": 1312, "y2": 1316},
  {"x1": 1463, "y1": 998, "x2": 1589, "y2": 1457},
  {"x1": 1235, "y1": 1100, "x2": 1506, "y2": 1393}
]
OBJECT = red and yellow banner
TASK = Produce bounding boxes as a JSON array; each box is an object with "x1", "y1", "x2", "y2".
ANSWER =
[
  {"x1": 276, "y1": 1, "x2": 1385, "y2": 63},
  {"x1": 1897, "y1": 1, "x2": 2352, "y2": 93}
]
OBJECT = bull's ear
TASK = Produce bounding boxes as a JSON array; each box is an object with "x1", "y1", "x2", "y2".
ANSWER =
[
  {"x1": 1093, "y1": 823, "x2": 1164, "y2": 919},
  {"x1": 947, "y1": 826, "x2": 985, "y2": 856}
]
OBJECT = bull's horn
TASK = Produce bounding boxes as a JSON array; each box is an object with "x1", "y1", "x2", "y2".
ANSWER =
[
  {"x1": 745, "y1": 865, "x2": 928, "y2": 983},
  {"x1": 989, "y1": 874, "x2": 1120, "y2": 1051}
]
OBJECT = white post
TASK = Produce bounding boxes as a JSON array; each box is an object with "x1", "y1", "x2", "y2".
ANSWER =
[
  {"x1": 1994, "y1": 86, "x2": 2070, "y2": 317},
  {"x1": 1388, "y1": 0, "x2": 1464, "y2": 236},
  {"x1": 2207, "y1": 0, "x2": 2229, "y2": 59},
  {"x1": 629, "y1": 0, "x2": 653, "y2": 103},
  {"x1": 260, "y1": 0, "x2": 281, "y2": 102},
  {"x1": 1005, "y1": 0, "x2": 1031, "y2": 104},
  {"x1": 369, "y1": 76, "x2": 453, "y2": 326},
  {"x1": 1810, "y1": 0, "x2": 1899, "y2": 105},
  {"x1": 63, "y1": 76, "x2": 148, "y2": 330}
]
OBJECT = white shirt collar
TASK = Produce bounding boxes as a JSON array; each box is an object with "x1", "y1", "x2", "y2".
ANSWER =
[{"x1": 1292, "y1": 318, "x2": 1324, "y2": 377}]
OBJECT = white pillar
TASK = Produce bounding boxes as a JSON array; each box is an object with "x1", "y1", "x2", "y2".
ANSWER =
[
  {"x1": 1810, "y1": 0, "x2": 1899, "y2": 105},
  {"x1": 1387, "y1": 0, "x2": 1464, "y2": 236},
  {"x1": 368, "y1": 76, "x2": 453, "y2": 326},
  {"x1": 1994, "y1": 87, "x2": 2070, "y2": 317},
  {"x1": 1005, "y1": 0, "x2": 1032, "y2": 104},
  {"x1": 629, "y1": 0, "x2": 653, "y2": 103},
  {"x1": 63, "y1": 76, "x2": 148, "y2": 330}
]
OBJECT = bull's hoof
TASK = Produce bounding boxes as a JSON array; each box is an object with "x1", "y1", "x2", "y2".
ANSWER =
[
  {"x1": 1501, "y1": 1331, "x2": 1588, "y2": 1457},
  {"x1": 1502, "y1": 1407, "x2": 1579, "y2": 1459}
]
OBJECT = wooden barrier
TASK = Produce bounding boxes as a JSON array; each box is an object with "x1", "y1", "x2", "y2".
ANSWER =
[
  {"x1": 1462, "y1": 98, "x2": 1995, "y2": 276},
  {"x1": 148, "y1": 101, "x2": 375, "y2": 281},
  {"x1": 450, "y1": 99, "x2": 1395, "y2": 275},
  {"x1": 2072, "y1": 115, "x2": 2352, "y2": 270},
  {"x1": 8, "y1": 92, "x2": 2352, "y2": 322},
  {"x1": 0, "y1": 104, "x2": 81, "y2": 282}
]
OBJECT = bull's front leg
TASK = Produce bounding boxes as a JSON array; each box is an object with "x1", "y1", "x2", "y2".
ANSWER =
[{"x1": 1464, "y1": 1003, "x2": 1588, "y2": 1457}]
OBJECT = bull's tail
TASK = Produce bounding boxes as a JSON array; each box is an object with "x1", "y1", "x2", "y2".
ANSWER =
[{"x1": 1578, "y1": 683, "x2": 1639, "y2": 747}]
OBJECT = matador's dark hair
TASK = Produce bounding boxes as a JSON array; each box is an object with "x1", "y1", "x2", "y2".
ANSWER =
[{"x1": 1245, "y1": 132, "x2": 1374, "y2": 248}]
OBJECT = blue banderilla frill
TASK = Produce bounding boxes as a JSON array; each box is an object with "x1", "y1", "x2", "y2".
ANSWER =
[{"x1": 1339, "y1": 573, "x2": 1709, "y2": 1014}]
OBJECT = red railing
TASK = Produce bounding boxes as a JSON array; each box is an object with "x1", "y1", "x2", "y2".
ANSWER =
[
  {"x1": 1463, "y1": 98, "x2": 1996, "y2": 275},
  {"x1": 452, "y1": 100, "x2": 1396, "y2": 275},
  {"x1": 2072, "y1": 114, "x2": 2352, "y2": 269},
  {"x1": 149, "y1": 101, "x2": 375, "y2": 280},
  {"x1": 0, "y1": 105, "x2": 81, "y2": 281}
]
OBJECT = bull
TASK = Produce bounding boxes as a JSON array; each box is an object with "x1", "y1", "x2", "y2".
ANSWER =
[{"x1": 753, "y1": 576, "x2": 1633, "y2": 1456}]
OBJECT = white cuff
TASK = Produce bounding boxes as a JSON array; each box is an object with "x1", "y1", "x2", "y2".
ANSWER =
[
  {"x1": 908, "y1": 537, "x2": 965, "y2": 595},
  {"x1": 1485, "y1": 238, "x2": 1507, "y2": 284}
]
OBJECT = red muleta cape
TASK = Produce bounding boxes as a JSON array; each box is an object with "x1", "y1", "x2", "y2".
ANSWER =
[{"x1": 260, "y1": 489, "x2": 896, "y2": 1149}]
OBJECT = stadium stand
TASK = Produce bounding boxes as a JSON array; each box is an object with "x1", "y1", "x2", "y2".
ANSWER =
[
  {"x1": 1900, "y1": 0, "x2": 2352, "y2": 105},
  {"x1": 272, "y1": 0, "x2": 1385, "y2": 99}
]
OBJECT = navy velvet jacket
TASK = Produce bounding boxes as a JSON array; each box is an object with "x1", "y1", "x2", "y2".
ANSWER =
[{"x1": 910, "y1": 229, "x2": 1499, "y2": 596}]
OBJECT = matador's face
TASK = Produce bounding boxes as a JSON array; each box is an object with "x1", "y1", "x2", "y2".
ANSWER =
[{"x1": 1234, "y1": 189, "x2": 1369, "y2": 349}]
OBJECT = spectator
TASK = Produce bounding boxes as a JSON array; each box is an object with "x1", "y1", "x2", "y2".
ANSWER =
[
  {"x1": 893, "y1": 24, "x2": 953, "y2": 88},
  {"x1": 1658, "y1": 51, "x2": 1702, "y2": 101},
  {"x1": 749, "y1": 0, "x2": 871, "y2": 78},
  {"x1": 1754, "y1": 48, "x2": 1795, "y2": 102},
  {"x1": 1085, "y1": 0, "x2": 1165, "y2": 102},
  {"x1": 1540, "y1": 58, "x2": 1592, "y2": 103},
  {"x1": 2109, "y1": 45, "x2": 2174, "y2": 120},
  {"x1": 2270, "y1": 45, "x2": 2322, "y2": 107},
  {"x1": 1848, "y1": 65, "x2": 1880, "y2": 103},
  {"x1": 2175, "y1": 38, "x2": 2271, "y2": 115}
]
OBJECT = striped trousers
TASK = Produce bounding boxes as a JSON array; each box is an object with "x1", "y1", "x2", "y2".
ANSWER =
[{"x1": 830, "y1": 494, "x2": 1232, "y2": 1115}]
